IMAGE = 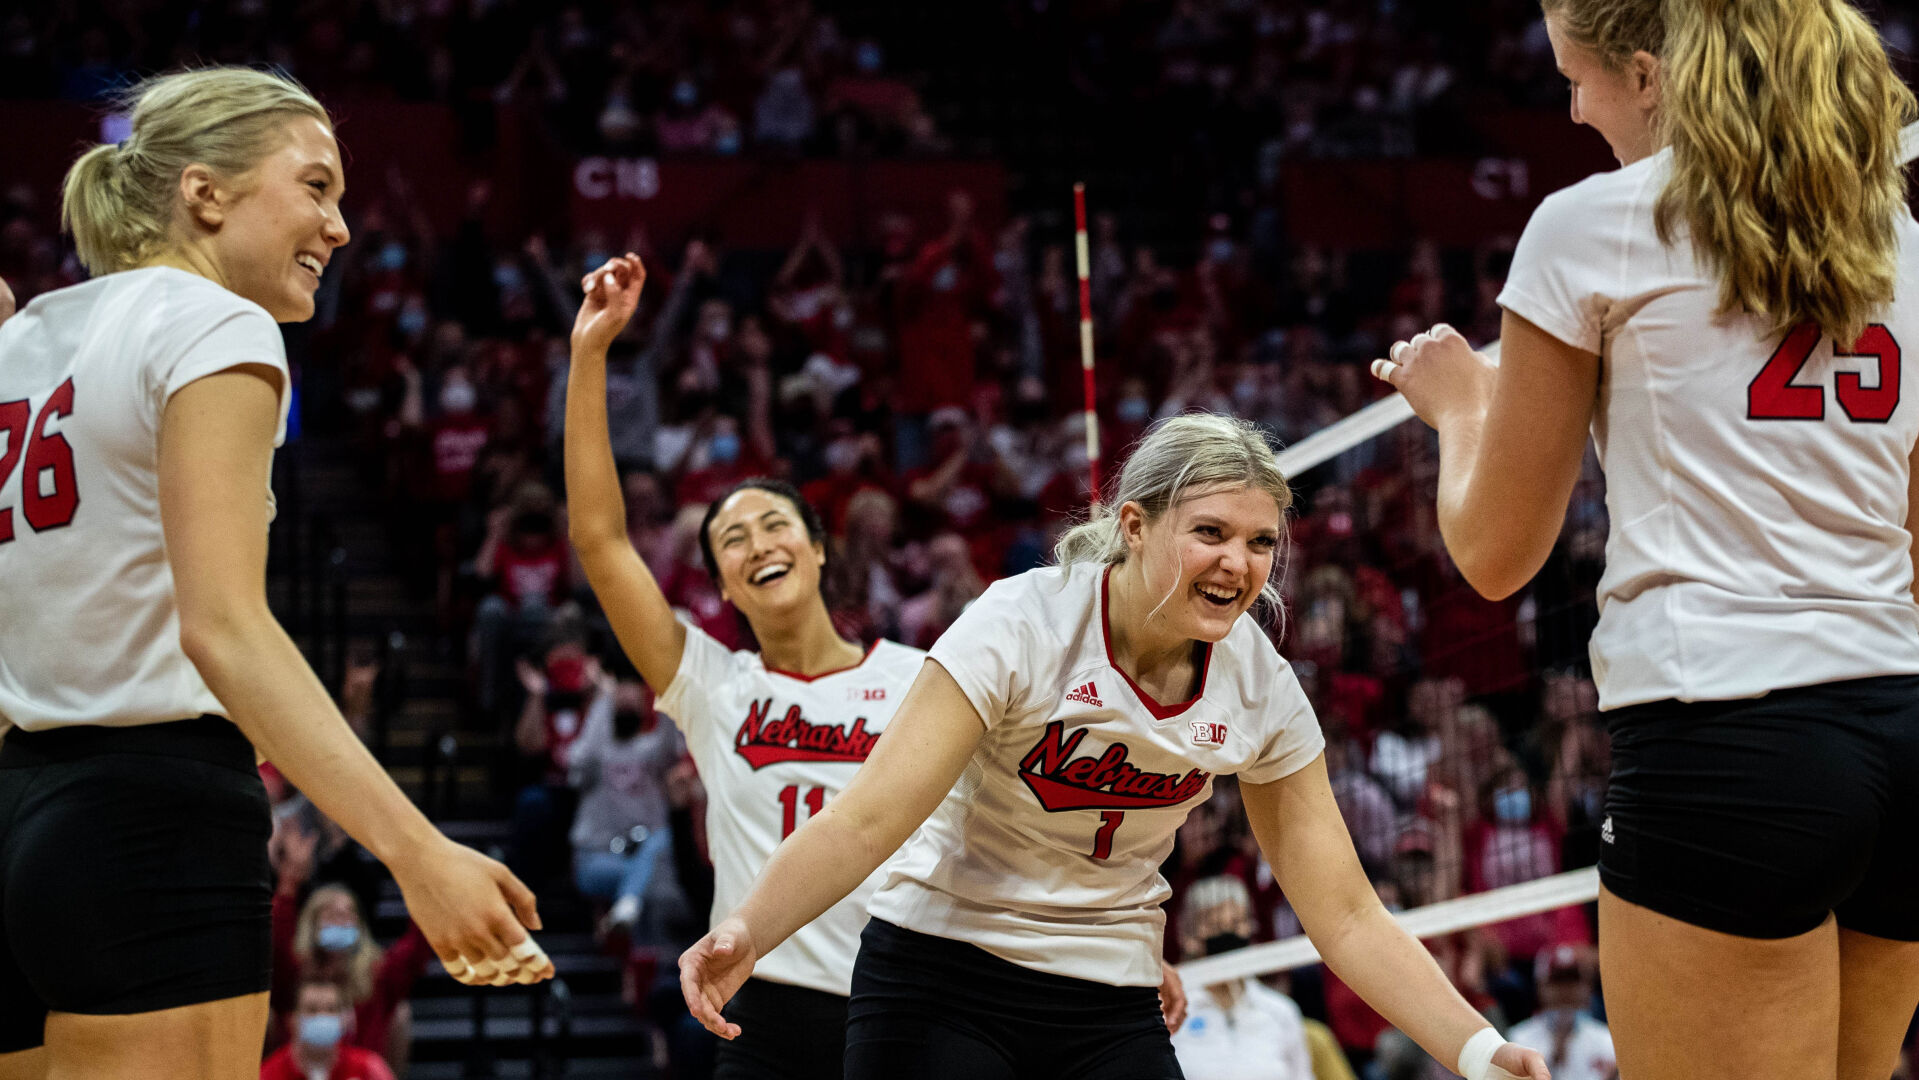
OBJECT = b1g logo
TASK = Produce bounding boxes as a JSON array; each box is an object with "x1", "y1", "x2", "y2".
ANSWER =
[
  {"x1": 1189, "y1": 720, "x2": 1227, "y2": 747},
  {"x1": 847, "y1": 686, "x2": 887, "y2": 702}
]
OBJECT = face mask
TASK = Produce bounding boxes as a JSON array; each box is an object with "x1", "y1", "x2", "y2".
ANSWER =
[
  {"x1": 1494, "y1": 787, "x2": 1532, "y2": 825},
  {"x1": 613, "y1": 709, "x2": 646, "y2": 739},
  {"x1": 824, "y1": 438, "x2": 861, "y2": 473},
  {"x1": 1117, "y1": 397, "x2": 1150, "y2": 423},
  {"x1": 714, "y1": 130, "x2": 742, "y2": 155},
  {"x1": 583, "y1": 251, "x2": 610, "y2": 273},
  {"x1": 672, "y1": 80, "x2": 699, "y2": 107},
  {"x1": 1207, "y1": 238, "x2": 1236, "y2": 264},
  {"x1": 397, "y1": 303, "x2": 428, "y2": 338},
  {"x1": 316, "y1": 923, "x2": 360, "y2": 952},
  {"x1": 855, "y1": 42, "x2": 883, "y2": 73},
  {"x1": 377, "y1": 242, "x2": 408, "y2": 272},
  {"x1": 1202, "y1": 932, "x2": 1250, "y2": 957},
  {"x1": 708, "y1": 432, "x2": 741, "y2": 466},
  {"x1": 298, "y1": 1013, "x2": 344, "y2": 1049},
  {"x1": 440, "y1": 381, "x2": 476, "y2": 415},
  {"x1": 492, "y1": 263, "x2": 525, "y2": 292}
]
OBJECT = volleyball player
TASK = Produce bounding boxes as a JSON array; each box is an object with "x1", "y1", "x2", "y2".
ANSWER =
[
  {"x1": 1372, "y1": 2, "x2": 1919, "y2": 1077},
  {"x1": 567, "y1": 254, "x2": 940, "y2": 1078},
  {"x1": 0, "y1": 68, "x2": 548, "y2": 1080},
  {"x1": 678, "y1": 413, "x2": 1549, "y2": 1080}
]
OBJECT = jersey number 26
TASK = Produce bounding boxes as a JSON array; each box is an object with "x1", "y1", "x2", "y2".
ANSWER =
[
  {"x1": 1748, "y1": 324, "x2": 1902, "y2": 422},
  {"x1": 0, "y1": 377, "x2": 80, "y2": 544}
]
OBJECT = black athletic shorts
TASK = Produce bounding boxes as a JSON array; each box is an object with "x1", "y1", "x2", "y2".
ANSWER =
[
  {"x1": 1599, "y1": 674, "x2": 1919, "y2": 941},
  {"x1": 0, "y1": 716, "x2": 273, "y2": 1051},
  {"x1": 716, "y1": 977, "x2": 847, "y2": 1080},
  {"x1": 845, "y1": 918, "x2": 1182, "y2": 1080}
]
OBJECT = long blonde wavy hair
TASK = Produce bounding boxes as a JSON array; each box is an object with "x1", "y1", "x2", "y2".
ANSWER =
[
  {"x1": 1542, "y1": 0, "x2": 1917, "y2": 346},
  {"x1": 293, "y1": 884, "x2": 378, "y2": 1004}
]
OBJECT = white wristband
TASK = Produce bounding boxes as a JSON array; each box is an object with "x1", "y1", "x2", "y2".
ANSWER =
[{"x1": 1457, "y1": 1026, "x2": 1510, "y2": 1080}]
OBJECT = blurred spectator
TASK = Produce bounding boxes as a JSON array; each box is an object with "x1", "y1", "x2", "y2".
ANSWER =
[
  {"x1": 472, "y1": 484, "x2": 574, "y2": 716},
  {"x1": 271, "y1": 859, "x2": 430, "y2": 1073},
  {"x1": 1504, "y1": 947, "x2": 1617, "y2": 1080},
  {"x1": 569, "y1": 676, "x2": 686, "y2": 935},
  {"x1": 260, "y1": 975, "x2": 398, "y2": 1080},
  {"x1": 1371, "y1": 677, "x2": 1456, "y2": 807},
  {"x1": 507, "y1": 628, "x2": 602, "y2": 884},
  {"x1": 1171, "y1": 875, "x2": 1328, "y2": 1080}
]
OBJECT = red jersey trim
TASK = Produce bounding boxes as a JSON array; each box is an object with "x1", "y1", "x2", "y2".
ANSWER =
[
  {"x1": 763, "y1": 638, "x2": 883, "y2": 683},
  {"x1": 1099, "y1": 567, "x2": 1212, "y2": 720}
]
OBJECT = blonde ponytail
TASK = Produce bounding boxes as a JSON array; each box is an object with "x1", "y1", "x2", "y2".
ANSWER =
[
  {"x1": 1543, "y1": 0, "x2": 1916, "y2": 346},
  {"x1": 59, "y1": 67, "x2": 331, "y2": 274},
  {"x1": 1654, "y1": 0, "x2": 1915, "y2": 346}
]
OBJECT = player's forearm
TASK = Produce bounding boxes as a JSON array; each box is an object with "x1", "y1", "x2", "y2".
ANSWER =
[
  {"x1": 1314, "y1": 903, "x2": 1496, "y2": 1073},
  {"x1": 1434, "y1": 411, "x2": 1527, "y2": 600},
  {"x1": 183, "y1": 612, "x2": 439, "y2": 865},
  {"x1": 730, "y1": 798, "x2": 908, "y2": 952},
  {"x1": 564, "y1": 342, "x2": 627, "y2": 552}
]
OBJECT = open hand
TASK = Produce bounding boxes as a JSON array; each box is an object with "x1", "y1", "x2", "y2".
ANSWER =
[
  {"x1": 1491, "y1": 1040, "x2": 1551, "y2": 1079},
  {"x1": 1158, "y1": 959, "x2": 1187, "y2": 1033},
  {"x1": 679, "y1": 915, "x2": 760, "y2": 1039},
  {"x1": 570, "y1": 254, "x2": 647, "y2": 356}
]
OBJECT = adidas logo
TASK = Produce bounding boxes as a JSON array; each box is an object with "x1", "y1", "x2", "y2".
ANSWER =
[
  {"x1": 1065, "y1": 681, "x2": 1104, "y2": 707},
  {"x1": 1600, "y1": 816, "x2": 1614, "y2": 845}
]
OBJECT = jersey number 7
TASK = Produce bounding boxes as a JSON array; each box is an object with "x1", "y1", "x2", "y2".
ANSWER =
[
  {"x1": 0, "y1": 378, "x2": 80, "y2": 544},
  {"x1": 1748, "y1": 324, "x2": 1902, "y2": 422}
]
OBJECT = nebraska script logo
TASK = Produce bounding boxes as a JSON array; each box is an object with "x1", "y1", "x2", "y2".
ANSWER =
[
  {"x1": 733, "y1": 698, "x2": 879, "y2": 770},
  {"x1": 1017, "y1": 721, "x2": 1210, "y2": 812}
]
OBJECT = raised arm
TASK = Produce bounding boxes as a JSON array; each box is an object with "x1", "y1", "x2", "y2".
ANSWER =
[
  {"x1": 566, "y1": 254, "x2": 687, "y2": 693},
  {"x1": 161, "y1": 366, "x2": 550, "y2": 986},
  {"x1": 1376, "y1": 315, "x2": 1599, "y2": 600},
  {"x1": 680, "y1": 658, "x2": 985, "y2": 1038},
  {"x1": 1241, "y1": 757, "x2": 1548, "y2": 1080}
]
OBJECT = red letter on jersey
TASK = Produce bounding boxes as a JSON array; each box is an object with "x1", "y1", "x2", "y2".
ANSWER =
[
  {"x1": 1748, "y1": 323, "x2": 1825, "y2": 420},
  {"x1": 1835, "y1": 325, "x2": 1901, "y2": 423}
]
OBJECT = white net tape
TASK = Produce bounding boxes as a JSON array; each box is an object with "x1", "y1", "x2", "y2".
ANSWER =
[{"x1": 1208, "y1": 120, "x2": 1919, "y2": 986}]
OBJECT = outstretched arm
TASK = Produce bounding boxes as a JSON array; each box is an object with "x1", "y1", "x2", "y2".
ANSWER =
[
  {"x1": 1242, "y1": 758, "x2": 1548, "y2": 1080},
  {"x1": 680, "y1": 659, "x2": 984, "y2": 1038},
  {"x1": 163, "y1": 368, "x2": 550, "y2": 987},
  {"x1": 566, "y1": 255, "x2": 688, "y2": 693}
]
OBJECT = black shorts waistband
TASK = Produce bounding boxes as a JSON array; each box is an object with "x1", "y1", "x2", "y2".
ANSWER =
[{"x1": 1, "y1": 715, "x2": 256, "y2": 774}]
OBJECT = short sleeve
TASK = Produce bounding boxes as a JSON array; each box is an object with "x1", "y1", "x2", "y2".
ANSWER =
[
  {"x1": 926, "y1": 577, "x2": 1038, "y2": 730},
  {"x1": 1496, "y1": 180, "x2": 1624, "y2": 356},
  {"x1": 656, "y1": 619, "x2": 739, "y2": 741},
  {"x1": 153, "y1": 290, "x2": 292, "y2": 444},
  {"x1": 1234, "y1": 650, "x2": 1326, "y2": 785}
]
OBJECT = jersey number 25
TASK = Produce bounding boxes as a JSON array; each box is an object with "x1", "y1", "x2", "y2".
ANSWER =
[
  {"x1": 1748, "y1": 324, "x2": 1901, "y2": 422},
  {"x1": 0, "y1": 378, "x2": 80, "y2": 544}
]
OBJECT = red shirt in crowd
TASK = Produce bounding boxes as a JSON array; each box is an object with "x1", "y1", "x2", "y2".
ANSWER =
[
  {"x1": 894, "y1": 235, "x2": 994, "y2": 414},
  {"x1": 259, "y1": 1044, "x2": 397, "y2": 1080},
  {"x1": 494, "y1": 537, "x2": 570, "y2": 610},
  {"x1": 427, "y1": 414, "x2": 491, "y2": 503}
]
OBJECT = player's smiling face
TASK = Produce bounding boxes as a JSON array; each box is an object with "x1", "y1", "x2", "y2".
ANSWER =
[
  {"x1": 708, "y1": 487, "x2": 826, "y2": 626},
  {"x1": 200, "y1": 116, "x2": 350, "y2": 323},
  {"x1": 1134, "y1": 483, "x2": 1281, "y2": 643},
  {"x1": 1545, "y1": 12, "x2": 1660, "y2": 166}
]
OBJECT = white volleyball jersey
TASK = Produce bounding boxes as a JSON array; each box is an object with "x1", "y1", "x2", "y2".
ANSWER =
[
  {"x1": 869, "y1": 564, "x2": 1325, "y2": 987},
  {"x1": 0, "y1": 268, "x2": 291, "y2": 732},
  {"x1": 656, "y1": 623, "x2": 926, "y2": 996},
  {"x1": 1499, "y1": 149, "x2": 1919, "y2": 709},
  {"x1": 1171, "y1": 980, "x2": 1314, "y2": 1080}
]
